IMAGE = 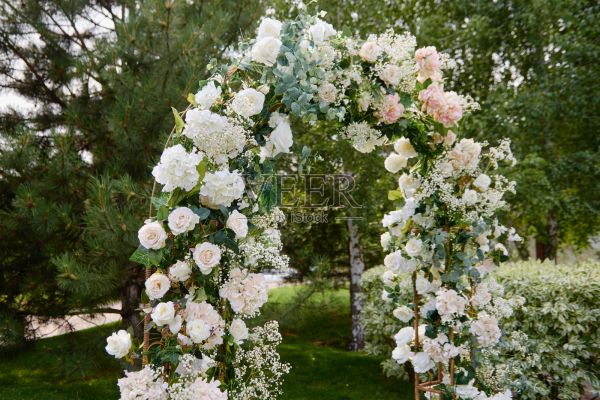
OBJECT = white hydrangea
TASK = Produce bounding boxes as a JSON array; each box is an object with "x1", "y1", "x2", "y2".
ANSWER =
[
  {"x1": 169, "y1": 377, "x2": 227, "y2": 400},
  {"x1": 117, "y1": 365, "x2": 168, "y2": 400},
  {"x1": 435, "y1": 288, "x2": 467, "y2": 321},
  {"x1": 194, "y1": 81, "x2": 222, "y2": 110},
  {"x1": 219, "y1": 268, "x2": 268, "y2": 316},
  {"x1": 185, "y1": 301, "x2": 225, "y2": 349},
  {"x1": 470, "y1": 312, "x2": 501, "y2": 347},
  {"x1": 152, "y1": 144, "x2": 203, "y2": 192},
  {"x1": 199, "y1": 169, "x2": 245, "y2": 209}
]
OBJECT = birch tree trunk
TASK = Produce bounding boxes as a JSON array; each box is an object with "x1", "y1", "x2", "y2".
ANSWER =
[{"x1": 347, "y1": 218, "x2": 365, "y2": 351}]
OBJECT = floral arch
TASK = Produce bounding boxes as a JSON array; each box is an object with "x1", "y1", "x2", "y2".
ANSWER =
[{"x1": 104, "y1": 12, "x2": 520, "y2": 400}]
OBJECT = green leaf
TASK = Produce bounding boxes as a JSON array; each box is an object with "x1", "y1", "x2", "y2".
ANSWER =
[
  {"x1": 187, "y1": 93, "x2": 198, "y2": 107},
  {"x1": 193, "y1": 287, "x2": 207, "y2": 302},
  {"x1": 171, "y1": 107, "x2": 185, "y2": 134},
  {"x1": 148, "y1": 249, "x2": 163, "y2": 266},
  {"x1": 196, "y1": 159, "x2": 207, "y2": 181},
  {"x1": 151, "y1": 194, "x2": 169, "y2": 210},
  {"x1": 129, "y1": 246, "x2": 151, "y2": 267},
  {"x1": 168, "y1": 188, "x2": 188, "y2": 208},
  {"x1": 189, "y1": 205, "x2": 210, "y2": 220},
  {"x1": 156, "y1": 205, "x2": 169, "y2": 221},
  {"x1": 388, "y1": 189, "x2": 403, "y2": 201}
]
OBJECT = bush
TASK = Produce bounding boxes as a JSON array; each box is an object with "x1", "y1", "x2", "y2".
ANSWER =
[{"x1": 360, "y1": 261, "x2": 600, "y2": 399}]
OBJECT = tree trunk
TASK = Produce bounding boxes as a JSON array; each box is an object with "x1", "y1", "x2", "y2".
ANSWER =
[
  {"x1": 120, "y1": 263, "x2": 145, "y2": 339},
  {"x1": 347, "y1": 218, "x2": 365, "y2": 351},
  {"x1": 535, "y1": 215, "x2": 558, "y2": 261}
]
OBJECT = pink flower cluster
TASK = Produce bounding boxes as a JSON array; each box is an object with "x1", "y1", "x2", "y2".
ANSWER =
[
  {"x1": 377, "y1": 94, "x2": 405, "y2": 124},
  {"x1": 415, "y1": 46, "x2": 442, "y2": 83},
  {"x1": 418, "y1": 83, "x2": 463, "y2": 127}
]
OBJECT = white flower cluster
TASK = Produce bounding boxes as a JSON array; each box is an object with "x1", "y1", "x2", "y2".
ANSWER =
[
  {"x1": 117, "y1": 365, "x2": 168, "y2": 400},
  {"x1": 231, "y1": 321, "x2": 291, "y2": 400},
  {"x1": 219, "y1": 268, "x2": 269, "y2": 316},
  {"x1": 342, "y1": 121, "x2": 385, "y2": 153},
  {"x1": 169, "y1": 377, "x2": 227, "y2": 400},
  {"x1": 183, "y1": 109, "x2": 247, "y2": 165}
]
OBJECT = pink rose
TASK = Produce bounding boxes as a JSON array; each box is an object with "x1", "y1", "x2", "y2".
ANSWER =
[
  {"x1": 418, "y1": 83, "x2": 445, "y2": 114},
  {"x1": 436, "y1": 91, "x2": 463, "y2": 127},
  {"x1": 415, "y1": 46, "x2": 442, "y2": 83},
  {"x1": 377, "y1": 94, "x2": 404, "y2": 124},
  {"x1": 418, "y1": 84, "x2": 463, "y2": 127}
]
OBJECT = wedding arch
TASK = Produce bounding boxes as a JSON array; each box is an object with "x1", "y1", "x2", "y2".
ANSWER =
[{"x1": 103, "y1": 12, "x2": 520, "y2": 400}]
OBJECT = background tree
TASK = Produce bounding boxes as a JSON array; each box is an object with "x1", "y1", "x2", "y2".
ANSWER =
[
  {"x1": 0, "y1": 0, "x2": 263, "y2": 345},
  {"x1": 273, "y1": 0, "x2": 600, "y2": 260}
]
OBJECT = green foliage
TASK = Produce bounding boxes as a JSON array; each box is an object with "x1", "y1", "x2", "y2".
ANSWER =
[
  {"x1": 0, "y1": 287, "x2": 412, "y2": 400},
  {"x1": 494, "y1": 261, "x2": 600, "y2": 399},
  {"x1": 361, "y1": 261, "x2": 600, "y2": 399},
  {"x1": 0, "y1": 0, "x2": 263, "y2": 342},
  {"x1": 272, "y1": 0, "x2": 600, "y2": 258}
]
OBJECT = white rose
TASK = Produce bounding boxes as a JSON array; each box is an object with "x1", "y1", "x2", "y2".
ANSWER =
[
  {"x1": 380, "y1": 232, "x2": 392, "y2": 250},
  {"x1": 151, "y1": 301, "x2": 175, "y2": 326},
  {"x1": 416, "y1": 275, "x2": 432, "y2": 294},
  {"x1": 398, "y1": 173, "x2": 420, "y2": 198},
  {"x1": 394, "y1": 326, "x2": 414, "y2": 346},
  {"x1": 384, "y1": 250, "x2": 402, "y2": 271},
  {"x1": 456, "y1": 380, "x2": 481, "y2": 399},
  {"x1": 226, "y1": 210, "x2": 248, "y2": 239},
  {"x1": 382, "y1": 270, "x2": 396, "y2": 286},
  {"x1": 257, "y1": 18, "x2": 282, "y2": 39},
  {"x1": 231, "y1": 88, "x2": 265, "y2": 118},
  {"x1": 444, "y1": 130, "x2": 457, "y2": 146},
  {"x1": 384, "y1": 153, "x2": 408, "y2": 173},
  {"x1": 495, "y1": 243, "x2": 508, "y2": 256},
  {"x1": 411, "y1": 351, "x2": 435, "y2": 373},
  {"x1": 405, "y1": 238, "x2": 423, "y2": 257},
  {"x1": 193, "y1": 242, "x2": 221, "y2": 274},
  {"x1": 230, "y1": 318, "x2": 249, "y2": 344},
  {"x1": 251, "y1": 36, "x2": 282, "y2": 66},
  {"x1": 380, "y1": 64, "x2": 402, "y2": 86},
  {"x1": 194, "y1": 81, "x2": 221, "y2": 110},
  {"x1": 199, "y1": 169, "x2": 245, "y2": 209},
  {"x1": 394, "y1": 137, "x2": 418, "y2": 158},
  {"x1": 105, "y1": 330, "x2": 131, "y2": 359},
  {"x1": 168, "y1": 207, "x2": 200, "y2": 235},
  {"x1": 392, "y1": 344, "x2": 413, "y2": 364},
  {"x1": 473, "y1": 174, "x2": 492, "y2": 191},
  {"x1": 318, "y1": 83, "x2": 338, "y2": 104},
  {"x1": 138, "y1": 221, "x2": 167, "y2": 250},
  {"x1": 269, "y1": 120, "x2": 293, "y2": 155},
  {"x1": 449, "y1": 138, "x2": 482, "y2": 171},
  {"x1": 393, "y1": 306, "x2": 414, "y2": 323},
  {"x1": 359, "y1": 41, "x2": 382, "y2": 63},
  {"x1": 308, "y1": 19, "x2": 336, "y2": 45},
  {"x1": 462, "y1": 189, "x2": 479, "y2": 205},
  {"x1": 169, "y1": 260, "x2": 192, "y2": 282},
  {"x1": 145, "y1": 272, "x2": 171, "y2": 300},
  {"x1": 186, "y1": 319, "x2": 211, "y2": 343}
]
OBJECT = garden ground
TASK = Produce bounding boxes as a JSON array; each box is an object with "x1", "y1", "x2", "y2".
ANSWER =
[{"x1": 0, "y1": 286, "x2": 412, "y2": 400}]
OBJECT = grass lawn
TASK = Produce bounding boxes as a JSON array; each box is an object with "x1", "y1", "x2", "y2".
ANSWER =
[{"x1": 0, "y1": 286, "x2": 412, "y2": 400}]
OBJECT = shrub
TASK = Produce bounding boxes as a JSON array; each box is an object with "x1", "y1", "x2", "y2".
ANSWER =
[{"x1": 360, "y1": 260, "x2": 600, "y2": 399}]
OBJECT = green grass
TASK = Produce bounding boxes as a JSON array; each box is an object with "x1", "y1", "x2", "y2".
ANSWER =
[{"x1": 0, "y1": 286, "x2": 412, "y2": 399}]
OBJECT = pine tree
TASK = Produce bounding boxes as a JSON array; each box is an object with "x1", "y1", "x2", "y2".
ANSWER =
[{"x1": 0, "y1": 0, "x2": 263, "y2": 345}]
